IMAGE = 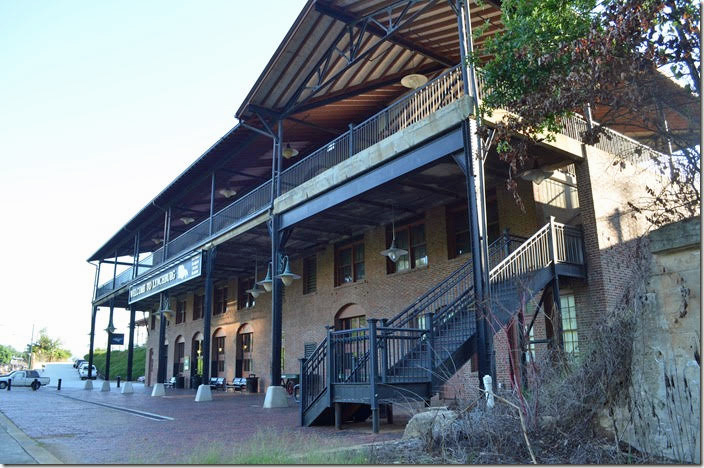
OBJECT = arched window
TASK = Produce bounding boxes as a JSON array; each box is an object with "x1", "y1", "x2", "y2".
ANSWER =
[
  {"x1": 212, "y1": 328, "x2": 226, "y2": 377},
  {"x1": 236, "y1": 324, "x2": 254, "y2": 378}
]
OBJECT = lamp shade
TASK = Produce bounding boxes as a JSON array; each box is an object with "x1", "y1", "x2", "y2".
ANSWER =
[
  {"x1": 257, "y1": 263, "x2": 273, "y2": 292},
  {"x1": 219, "y1": 188, "x2": 237, "y2": 198},
  {"x1": 401, "y1": 73, "x2": 428, "y2": 89},
  {"x1": 246, "y1": 284, "x2": 263, "y2": 298},
  {"x1": 380, "y1": 239, "x2": 408, "y2": 263},
  {"x1": 282, "y1": 143, "x2": 299, "y2": 159},
  {"x1": 275, "y1": 256, "x2": 300, "y2": 286},
  {"x1": 519, "y1": 168, "x2": 554, "y2": 185},
  {"x1": 180, "y1": 216, "x2": 195, "y2": 225}
]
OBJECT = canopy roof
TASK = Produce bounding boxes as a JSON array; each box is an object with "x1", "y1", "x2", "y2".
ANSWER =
[{"x1": 89, "y1": 0, "x2": 698, "y2": 262}]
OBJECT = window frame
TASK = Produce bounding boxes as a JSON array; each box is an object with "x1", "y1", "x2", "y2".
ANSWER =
[
  {"x1": 214, "y1": 286, "x2": 228, "y2": 316},
  {"x1": 386, "y1": 219, "x2": 427, "y2": 274},
  {"x1": 302, "y1": 255, "x2": 317, "y2": 295},
  {"x1": 175, "y1": 299, "x2": 186, "y2": 324},
  {"x1": 192, "y1": 293, "x2": 204, "y2": 321},
  {"x1": 334, "y1": 239, "x2": 365, "y2": 286},
  {"x1": 237, "y1": 277, "x2": 256, "y2": 310}
]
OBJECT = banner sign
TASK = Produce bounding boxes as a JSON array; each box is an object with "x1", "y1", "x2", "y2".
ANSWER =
[
  {"x1": 128, "y1": 251, "x2": 202, "y2": 304},
  {"x1": 110, "y1": 333, "x2": 125, "y2": 345}
]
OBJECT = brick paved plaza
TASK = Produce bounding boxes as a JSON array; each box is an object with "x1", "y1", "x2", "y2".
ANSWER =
[{"x1": 0, "y1": 384, "x2": 407, "y2": 464}]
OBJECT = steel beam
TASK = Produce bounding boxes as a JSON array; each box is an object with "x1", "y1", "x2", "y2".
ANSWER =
[
  {"x1": 87, "y1": 305, "x2": 97, "y2": 379},
  {"x1": 157, "y1": 293, "x2": 169, "y2": 385},
  {"x1": 202, "y1": 248, "x2": 216, "y2": 382},
  {"x1": 280, "y1": 128, "x2": 463, "y2": 229},
  {"x1": 127, "y1": 305, "x2": 136, "y2": 381},
  {"x1": 105, "y1": 300, "x2": 114, "y2": 381}
]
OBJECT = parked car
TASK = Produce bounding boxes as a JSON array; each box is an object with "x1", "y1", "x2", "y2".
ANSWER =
[
  {"x1": 0, "y1": 370, "x2": 50, "y2": 390},
  {"x1": 78, "y1": 363, "x2": 98, "y2": 380},
  {"x1": 137, "y1": 376, "x2": 145, "y2": 383},
  {"x1": 73, "y1": 359, "x2": 86, "y2": 369}
]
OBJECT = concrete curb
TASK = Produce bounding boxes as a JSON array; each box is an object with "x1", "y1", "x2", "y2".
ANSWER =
[{"x1": 0, "y1": 410, "x2": 63, "y2": 464}]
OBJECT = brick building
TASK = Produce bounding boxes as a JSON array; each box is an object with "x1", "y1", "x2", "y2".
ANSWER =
[{"x1": 85, "y1": 0, "x2": 698, "y2": 431}]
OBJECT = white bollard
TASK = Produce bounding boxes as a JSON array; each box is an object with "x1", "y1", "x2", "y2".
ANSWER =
[
  {"x1": 100, "y1": 380, "x2": 110, "y2": 392},
  {"x1": 195, "y1": 384, "x2": 212, "y2": 402},
  {"x1": 84, "y1": 379, "x2": 93, "y2": 390},
  {"x1": 263, "y1": 386, "x2": 288, "y2": 408},
  {"x1": 483, "y1": 375, "x2": 494, "y2": 409},
  {"x1": 121, "y1": 381, "x2": 134, "y2": 394},
  {"x1": 151, "y1": 383, "x2": 165, "y2": 397}
]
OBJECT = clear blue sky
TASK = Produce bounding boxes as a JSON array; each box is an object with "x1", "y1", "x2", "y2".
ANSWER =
[{"x1": 0, "y1": 0, "x2": 307, "y2": 357}]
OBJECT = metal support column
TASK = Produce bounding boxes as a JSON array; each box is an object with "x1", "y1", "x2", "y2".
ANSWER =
[
  {"x1": 127, "y1": 305, "x2": 136, "y2": 381},
  {"x1": 157, "y1": 293, "x2": 169, "y2": 385},
  {"x1": 202, "y1": 248, "x2": 216, "y2": 382},
  {"x1": 105, "y1": 300, "x2": 115, "y2": 381},
  {"x1": 270, "y1": 121, "x2": 284, "y2": 391},
  {"x1": 456, "y1": 0, "x2": 494, "y2": 388},
  {"x1": 88, "y1": 305, "x2": 97, "y2": 379},
  {"x1": 209, "y1": 172, "x2": 216, "y2": 235},
  {"x1": 547, "y1": 217, "x2": 564, "y2": 351},
  {"x1": 368, "y1": 319, "x2": 379, "y2": 434}
]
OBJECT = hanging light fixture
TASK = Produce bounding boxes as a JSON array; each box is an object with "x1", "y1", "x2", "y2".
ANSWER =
[
  {"x1": 257, "y1": 262, "x2": 273, "y2": 292},
  {"x1": 380, "y1": 204, "x2": 408, "y2": 262},
  {"x1": 401, "y1": 51, "x2": 428, "y2": 89},
  {"x1": 219, "y1": 188, "x2": 237, "y2": 199},
  {"x1": 151, "y1": 237, "x2": 163, "y2": 245},
  {"x1": 180, "y1": 216, "x2": 195, "y2": 225},
  {"x1": 246, "y1": 259, "x2": 265, "y2": 298},
  {"x1": 518, "y1": 160, "x2": 554, "y2": 185},
  {"x1": 282, "y1": 143, "x2": 299, "y2": 159},
  {"x1": 105, "y1": 315, "x2": 116, "y2": 334},
  {"x1": 275, "y1": 255, "x2": 301, "y2": 286}
]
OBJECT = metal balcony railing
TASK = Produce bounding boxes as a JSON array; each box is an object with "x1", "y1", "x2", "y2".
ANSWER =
[{"x1": 95, "y1": 63, "x2": 663, "y2": 301}]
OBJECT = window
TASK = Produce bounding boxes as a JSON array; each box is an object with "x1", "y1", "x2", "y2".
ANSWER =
[
  {"x1": 335, "y1": 240, "x2": 364, "y2": 286},
  {"x1": 192, "y1": 293, "x2": 204, "y2": 321},
  {"x1": 238, "y1": 278, "x2": 255, "y2": 310},
  {"x1": 446, "y1": 190, "x2": 499, "y2": 259},
  {"x1": 175, "y1": 299, "x2": 186, "y2": 324},
  {"x1": 214, "y1": 286, "x2": 228, "y2": 315},
  {"x1": 304, "y1": 342, "x2": 317, "y2": 359},
  {"x1": 302, "y1": 256, "x2": 317, "y2": 294},
  {"x1": 560, "y1": 294, "x2": 579, "y2": 356},
  {"x1": 386, "y1": 221, "x2": 427, "y2": 274},
  {"x1": 214, "y1": 336, "x2": 226, "y2": 374},
  {"x1": 176, "y1": 342, "x2": 185, "y2": 373},
  {"x1": 338, "y1": 315, "x2": 366, "y2": 331}
]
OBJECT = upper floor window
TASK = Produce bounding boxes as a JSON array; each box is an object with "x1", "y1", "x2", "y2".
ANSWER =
[
  {"x1": 175, "y1": 299, "x2": 186, "y2": 324},
  {"x1": 302, "y1": 255, "x2": 317, "y2": 294},
  {"x1": 335, "y1": 239, "x2": 364, "y2": 286},
  {"x1": 386, "y1": 221, "x2": 427, "y2": 274},
  {"x1": 446, "y1": 190, "x2": 499, "y2": 259},
  {"x1": 192, "y1": 293, "x2": 204, "y2": 321},
  {"x1": 237, "y1": 277, "x2": 255, "y2": 310},
  {"x1": 560, "y1": 294, "x2": 579, "y2": 356},
  {"x1": 214, "y1": 286, "x2": 228, "y2": 316}
]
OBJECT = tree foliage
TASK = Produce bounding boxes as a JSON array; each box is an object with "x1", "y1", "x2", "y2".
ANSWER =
[
  {"x1": 0, "y1": 345, "x2": 16, "y2": 365},
  {"x1": 31, "y1": 328, "x2": 71, "y2": 362},
  {"x1": 474, "y1": 0, "x2": 700, "y2": 224}
]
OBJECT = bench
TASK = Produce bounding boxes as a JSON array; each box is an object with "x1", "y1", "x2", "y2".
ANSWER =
[
  {"x1": 164, "y1": 377, "x2": 176, "y2": 389},
  {"x1": 209, "y1": 377, "x2": 225, "y2": 391},
  {"x1": 226, "y1": 377, "x2": 247, "y2": 392}
]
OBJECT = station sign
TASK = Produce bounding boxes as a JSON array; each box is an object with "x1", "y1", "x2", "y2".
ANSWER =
[
  {"x1": 110, "y1": 333, "x2": 125, "y2": 345},
  {"x1": 128, "y1": 251, "x2": 202, "y2": 304}
]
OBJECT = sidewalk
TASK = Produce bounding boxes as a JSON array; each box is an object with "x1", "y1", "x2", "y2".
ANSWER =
[
  {"x1": 0, "y1": 384, "x2": 406, "y2": 464},
  {"x1": 0, "y1": 406, "x2": 62, "y2": 464}
]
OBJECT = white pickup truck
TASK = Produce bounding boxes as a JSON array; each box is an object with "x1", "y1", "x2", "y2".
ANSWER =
[{"x1": 0, "y1": 370, "x2": 50, "y2": 390}]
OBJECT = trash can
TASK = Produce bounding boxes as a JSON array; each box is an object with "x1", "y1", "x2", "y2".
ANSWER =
[
  {"x1": 176, "y1": 376, "x2": 185, "y2": 389},
  {"x1": 246, "y1": 374, "x2": 258, "y2": 393}
]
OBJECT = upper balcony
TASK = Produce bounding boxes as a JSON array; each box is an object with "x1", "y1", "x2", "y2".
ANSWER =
[{"x1": 93, "y1": 63, "x2": 673, "y2": 304}]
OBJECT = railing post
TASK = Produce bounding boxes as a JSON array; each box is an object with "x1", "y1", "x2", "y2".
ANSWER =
[
  {"x1": 298, "y1": 358, "x2": 305, "y2": 426},
  {"x1": 348, "y1": 123, "x2": 355, "y2": 157},
  {"x1": 502, "y1": 228, "x2": 511, "y2": 258},
  {"x1": 380, "y1": 319, "x2": 388, "y2": 385},
  {"x1": 368, "y1": 319, "x2": 379, "y2": 433},
  {"x1": 425, "y1": 312, "x2": 434, "y2": 382},
  {"x1": 548, "y1": 216, "x2": 558, "y2": 266},
  {"x1": 326, "y1": 326, "x2": 334, "y2": 407}
]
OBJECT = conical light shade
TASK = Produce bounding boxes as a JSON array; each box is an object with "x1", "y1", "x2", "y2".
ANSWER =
[
  {"x1": 275, "y1": 256, "x2": 300, "y2": 286},
  {"x1": 519, "y1": 168, "x2": 554, "y2": 185},
  {"x1": 257, "y1": 263, "x2": 273, "y2": 292},
  {"x1": 246, "y1": 284, "x2": 264, "y2": 298},
  {"x1": 380, "y1": 239, "x2": 408, "y2": 263}
]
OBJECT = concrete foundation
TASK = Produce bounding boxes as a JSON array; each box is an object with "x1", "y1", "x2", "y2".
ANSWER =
[
  {"x1": 83, "y1": 379, "x2": 93, "y2": 390},
  {"x1": 263, "y1": 385, "x2": 288, "y2": 408},
  {"x1": 151, "y1": 383, "x2": 165, "y2": 397},
  {"x1": 100, "y1": 381, "x2": 110, "y2": 392},
  {"x1": 194, "y1": 384, "x2": 212, "y2": 402},
  {"x1": 120, "y1": 381, "x2": 134, "y2": 394}
]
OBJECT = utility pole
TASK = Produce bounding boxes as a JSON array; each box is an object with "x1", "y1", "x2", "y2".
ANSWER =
[{"x1": 28, "y1": 324, "x2": 35, "y2": 369}]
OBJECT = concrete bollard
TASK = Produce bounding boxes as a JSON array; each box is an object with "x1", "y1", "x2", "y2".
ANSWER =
[
  {"x1": 57, "y1": 379, "x2": 62, "y2": 391},
  {"x1": 117, "y1": 376, "x2": 121, "y2": 388},
  {"x1": 7, "y1": 378, "x2": 10, "y2": 391},
  {"x1": 483, "y1": 375, "x2": 495, "y2": 409}
]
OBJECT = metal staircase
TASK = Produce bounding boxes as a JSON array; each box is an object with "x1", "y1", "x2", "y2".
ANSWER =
[{"x1": 299, "y1": 219, "x2": 585, "y2": 429}]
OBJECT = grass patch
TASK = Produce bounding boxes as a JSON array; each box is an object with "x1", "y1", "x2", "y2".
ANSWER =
[
  {"x1": 181, "y1": 429, "x2": 370, "y2": 464},
  {"x1": 84, "y1": 346, "x2": 145, "y2": 381}
]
